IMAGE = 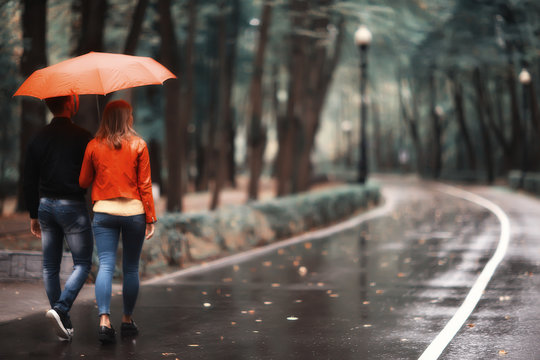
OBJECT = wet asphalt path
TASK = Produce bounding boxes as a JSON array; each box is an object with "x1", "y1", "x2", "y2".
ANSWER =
[{"x1": 1, "y1": 178, "x2": 539, "y2": 359}]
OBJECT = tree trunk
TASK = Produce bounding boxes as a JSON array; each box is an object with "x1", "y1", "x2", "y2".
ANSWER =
[
  {"x1": 272, "y1": 64, "x2": 287, "y2": 176},
  {"x1": 124, "y1": 0, "x2": 148, "y2": 55},
  {"x1": 224, "y1": 0, "x2": 239, "y2": 189},
  {"x1": 528, "y1": 82, "x2": 540, "y2": 135},
  {"x1": 73, "y1": 0, "x2": 107, "y2": 135},
  {"x1": 527, "y1": 82, "x2": 540, "y2": 171},
  {"x1": 159, "y1": 0, "x2": 183, "y2": 212},
  {"x1": 398, "y1": 73, "x2": 423, "y2": 174},
  {"x1": 472, "y1": 68, "x2": 494, "y2": 183},
  {"x1": 295, "y1": 11, "x2": 344, "y2": 192},
  {"x1": 181, "y1": 0, "x2": 197, "y2": 195},
  {"x1": 410, "y1": 88, "x2": 424, "y2": 174},
  {"x1": 16, "y1": 0, "x2": 48, "y2": 212},
  {"x1": 429, "y1": 69, "x2": 442, "y2": 178},
  {"x1": 148, "y1": 139, "x2": 163, "y2": 191},
  {"x1": 487, "y1": 76, "x2": 512, "y2": 171},
  {"x1": 276, "y1": 0, "x2": 308, "y2": 196},
  {"x1": 247, "y1": 1, "x2": 272, "y2": 200},
  {"x1": 506, "y1": 64, "x2": 522, "y2": 166},
  {"x1": 211, "y1": 1, "x2": 239, "y2": 209},
  {"x1": 195, "y1": 25, "x2": 219, "y2": 192},
  {"x1": 201, "y1": 29, "x2": 220, "y2": 192},
  {"x1": 448, "y1": 72, "x2": 476, "y2": 171},
  {"x1": 118, "y1": 0, "x2": 149, "y2": 114}
]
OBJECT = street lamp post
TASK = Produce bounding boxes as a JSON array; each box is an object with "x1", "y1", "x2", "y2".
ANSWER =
[
  {"x1": 519, "y1": 68, "x2": 531, "y2": 188},
  {"x1": 355, "y1": 25, "x2": 372, "y2": 183},
  {"x1": 341, "y1": 120, "x2": 352, "y2": 166}
]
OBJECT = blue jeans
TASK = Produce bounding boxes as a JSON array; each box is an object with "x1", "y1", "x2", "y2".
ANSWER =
[
  {"x1": 93, "y1": 213, "x2": 146, "y2": 316},
  {"x1": 38, "y1": 198, "x2": 93, "y2": 314}
]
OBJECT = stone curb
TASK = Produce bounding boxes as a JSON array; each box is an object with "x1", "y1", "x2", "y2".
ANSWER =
[{"x1": 0, "y1": 250, "x2": 73, "y2": 280}]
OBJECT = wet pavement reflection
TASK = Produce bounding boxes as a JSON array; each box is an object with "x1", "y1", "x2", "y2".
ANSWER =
[{"x1": 1, "y1": 181, "x2": 538, "y2": 359}]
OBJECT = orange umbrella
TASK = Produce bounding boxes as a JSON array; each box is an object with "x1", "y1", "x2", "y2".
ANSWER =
[{"x1": 14, "y1": 51, "x2": 176, "y2": 99}]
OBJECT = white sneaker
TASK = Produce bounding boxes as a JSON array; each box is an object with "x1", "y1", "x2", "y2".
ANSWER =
[{"x1": 46, "y1": 309, "x2": 73, "y2": 341}]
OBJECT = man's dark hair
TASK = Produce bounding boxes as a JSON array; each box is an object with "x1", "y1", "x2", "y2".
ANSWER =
[{"x1": 44, "y1": 96, "x2": 71, "y2": 115}]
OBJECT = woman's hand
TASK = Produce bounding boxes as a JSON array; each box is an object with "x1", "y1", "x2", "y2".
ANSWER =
[{"x1": 145, "y1": 223, "x2": 155, "y2": 240}]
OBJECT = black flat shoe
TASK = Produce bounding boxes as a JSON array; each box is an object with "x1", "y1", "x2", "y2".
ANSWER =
[
  {"x1": 98, "y1": 325, "x2": 116, "y2": 344},
  {"x1": 121, "y1": 319, "x2": 139, "y2": 337}
]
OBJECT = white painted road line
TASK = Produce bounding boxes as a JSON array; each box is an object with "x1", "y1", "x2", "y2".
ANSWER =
[{"x1": 418, "y1": 184, "x2": 511, "y2": 360}]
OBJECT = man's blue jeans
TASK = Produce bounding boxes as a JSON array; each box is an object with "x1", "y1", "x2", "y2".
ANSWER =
[
  {"x1": 38, "y1": 198, "x2": 93, "y2": 315},
  {"x1": 93, "y1": 213, "x2": 146, "y2": 316}
]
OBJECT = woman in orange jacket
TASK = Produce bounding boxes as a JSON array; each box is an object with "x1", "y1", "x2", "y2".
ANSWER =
[{"x1": 79, "y1": 100, "x2": 156, "y2": 343}]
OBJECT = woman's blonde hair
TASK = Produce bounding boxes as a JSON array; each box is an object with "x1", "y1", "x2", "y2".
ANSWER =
[{"x1": 95, "y1": 100, "x2": 138, "y2": 149}]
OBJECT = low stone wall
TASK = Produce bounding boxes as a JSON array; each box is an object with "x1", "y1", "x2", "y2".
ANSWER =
[
  {"x1": 508, "y1": 170, "x2": 540, "y2": 194},
  {"x1": 2, "y1": 184, "x2": 381, "y2": 280},
  {"x1": 142, "y1": 183, "x2": 380, "y2": 275},
  {"x1": 0, "y1": 250, "x2": 73, "y2": 280}
]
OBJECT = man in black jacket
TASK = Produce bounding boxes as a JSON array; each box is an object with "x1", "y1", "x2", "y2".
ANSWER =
[{"x1": 24, "y1": 95, "x2": 93, "y2": 341}]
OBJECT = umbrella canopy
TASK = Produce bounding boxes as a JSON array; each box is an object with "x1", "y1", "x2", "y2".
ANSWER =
[{"x1": 14, "y1": 52, "x2": 176, "y2": 99}]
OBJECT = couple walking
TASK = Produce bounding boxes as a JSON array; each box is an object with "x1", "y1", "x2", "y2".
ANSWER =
[{"x1": 24, "y1": 95, "x2": 157, "y2": 343}]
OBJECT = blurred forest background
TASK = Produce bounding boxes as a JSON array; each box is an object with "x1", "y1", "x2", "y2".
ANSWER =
[{"x1": 1, "y1": 0, "x2": 539, "y2": 215}]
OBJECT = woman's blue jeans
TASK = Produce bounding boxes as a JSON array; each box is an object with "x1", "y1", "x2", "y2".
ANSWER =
[
  {"x1": 93, "y1": 213, "x2": 146, "y2": 316},
  {"x1": 38, "y1": 198, "x2": 93, "y2": 315}
]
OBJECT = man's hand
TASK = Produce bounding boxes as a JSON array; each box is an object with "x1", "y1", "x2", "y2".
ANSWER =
[
  {"x1": 30, "y1": 219, "x2": 41, "y2": 239},
  {"x1": 145, "y1": 223, "x2": 155, "y2": 240}
]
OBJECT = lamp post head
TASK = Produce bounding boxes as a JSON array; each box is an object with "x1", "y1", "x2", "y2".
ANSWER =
[
  {"x1": 355, "y1": 25, "x2": 372, "y2": 47},
  {"x1": 435, "y1": 105, "x2": 444, "y2": 117},
  {"x1": 341, "y1": 120, "x2": 352, "y2": 133},
  {"x1": 519, "y1": 68, "x2": 531, "y2": 85}
]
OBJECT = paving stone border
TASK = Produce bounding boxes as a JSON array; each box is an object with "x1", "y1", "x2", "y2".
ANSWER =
[{"x1": 0, "y1": 250, "x2": 73, "y2": 280}]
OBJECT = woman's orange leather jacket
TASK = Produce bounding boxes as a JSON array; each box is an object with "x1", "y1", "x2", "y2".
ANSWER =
[{"x1": 79, "y1": 137, "x2": 157, "y2": 223}]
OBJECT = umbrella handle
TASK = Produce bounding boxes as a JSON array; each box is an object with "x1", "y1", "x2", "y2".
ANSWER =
[{"x1": 95, "y1": 95, "x2": 101, "y2": 124}]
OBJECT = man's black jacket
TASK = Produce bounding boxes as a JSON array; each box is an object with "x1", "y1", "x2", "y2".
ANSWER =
[{"x1": 23, "y1": 117, "x2": 93, "y2": 218}]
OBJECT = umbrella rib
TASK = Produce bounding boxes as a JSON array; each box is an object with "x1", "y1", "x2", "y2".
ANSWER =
[{"x1": 96, "y1": 66, "x2": 107, "y2": 95}]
